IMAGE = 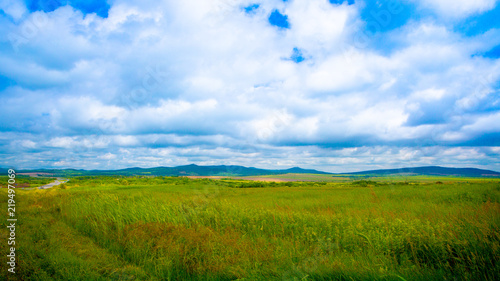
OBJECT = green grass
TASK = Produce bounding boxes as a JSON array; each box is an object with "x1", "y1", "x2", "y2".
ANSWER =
[
  {"x1": 0, "y1": 175, "x2": 54, "y2": 189},
  {"x1": 1, "y1": 176, "x2": 499, "y2": 280}
]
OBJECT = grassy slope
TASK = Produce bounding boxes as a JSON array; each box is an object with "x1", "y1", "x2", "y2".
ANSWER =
[{"x1": 1, "y1": 176, "x2": 499, "y2": 280}]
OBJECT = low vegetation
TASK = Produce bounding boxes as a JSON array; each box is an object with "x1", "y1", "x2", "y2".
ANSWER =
[
  {"x1": 0, "y1": 175, "x2": 53, "y2": 189},
  {"x1": 1, "y1": 175, "x2": 499, "y2": 280}
]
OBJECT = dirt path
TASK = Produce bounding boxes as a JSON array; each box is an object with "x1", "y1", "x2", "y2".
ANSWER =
[{"x1": 37, "y1": 178, "x2": 69, "y2": 189}]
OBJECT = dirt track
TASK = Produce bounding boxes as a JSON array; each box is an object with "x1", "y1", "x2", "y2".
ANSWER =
[{"x1": 37, "y1": 178, "x2": 69, "y2": 189}]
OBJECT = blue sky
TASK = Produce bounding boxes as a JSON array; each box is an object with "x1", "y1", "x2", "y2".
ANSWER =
[{"x1": 0, "y1": 0, "x2": 499, "y2": 173}]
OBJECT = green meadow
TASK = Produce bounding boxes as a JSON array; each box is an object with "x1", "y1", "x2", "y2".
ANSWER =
[
  {"x1": 1, "y1": 175, "x2": 499, "y2": 280},
  {"x1": 0, "y1": 176, "x2": 53, "y2": 189}
]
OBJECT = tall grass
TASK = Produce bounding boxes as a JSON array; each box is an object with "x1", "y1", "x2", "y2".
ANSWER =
[{"x1": 1, "y1": 176, "x2": 499, "y2": 280}]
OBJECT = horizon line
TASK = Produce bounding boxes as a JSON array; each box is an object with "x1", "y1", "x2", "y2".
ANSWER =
[{"x1": 4, "y1": 164, "x2": 500, "y2": 174}]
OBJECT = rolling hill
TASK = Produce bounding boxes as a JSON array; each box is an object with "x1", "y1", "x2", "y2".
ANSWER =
[
  {"x1": 14, "y1": 164, "x2": 331, "y2": 177},
  {"x1": 340, "y1": 166, "x2": 500, "y2": 177},
  {"x1": 8, "y1": 165, "x2": 500, "y2": 178}
]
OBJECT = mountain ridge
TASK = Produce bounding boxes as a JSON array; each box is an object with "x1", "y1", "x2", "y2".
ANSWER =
[
  {"x1": 12, "y1": 164, "x2": 330, "y2": 177},
  {"x1": 6, "y1": 165, "x2": 500, "y2": 177},
  {"x1": 338, "y1": 166, "x2": 500, "y2": 177}
]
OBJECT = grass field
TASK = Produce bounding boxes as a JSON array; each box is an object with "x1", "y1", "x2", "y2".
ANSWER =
[
  {"x1": 1, "y1": 175, "x2": 499, "y2": 280},
  {"x1": 0, "y1": 176, "x2": 53, "y2": 189},
  {"x1": 237, "y1": 174, "x2": 352, "y2": 182}
]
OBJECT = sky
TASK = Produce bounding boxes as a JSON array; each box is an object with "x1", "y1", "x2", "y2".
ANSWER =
[{"x1": 0, "y1": 0, "x2": 499, "y2": 173}]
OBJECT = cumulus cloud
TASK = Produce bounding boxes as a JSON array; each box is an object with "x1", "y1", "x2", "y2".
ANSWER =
[
  {"x1": 0, "y1": 0, "x2": 499, "y2": 172},
  {"x1": 0, "y1": 0, "x2": 27, "y2": 20},
  {"x1": 415, "y1": 0, "x2": 498, "y2": 19}
]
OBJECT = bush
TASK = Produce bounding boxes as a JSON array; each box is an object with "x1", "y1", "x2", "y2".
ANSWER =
[
  {"x1": 351, "y1": 180, "x2": 378, "y2": 187},
  {"x1": 237, "y1": 181, "x2": 267, "y2": 188}
]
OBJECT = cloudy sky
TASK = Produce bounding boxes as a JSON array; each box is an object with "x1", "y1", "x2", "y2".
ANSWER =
[{"x1": 1, "y1": 0, "x2": 499, "y2": 173}]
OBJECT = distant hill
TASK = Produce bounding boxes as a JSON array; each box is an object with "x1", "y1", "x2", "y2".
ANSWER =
[
  {"x1": 340, "y1": 166, "x2": 500, "y2": 177},
  {"x1": 16, "y1": 164, "x2": 331, "y2": 177},
  {"x1": 11, "y1": 165, "x2": 500, "y2": 178}
]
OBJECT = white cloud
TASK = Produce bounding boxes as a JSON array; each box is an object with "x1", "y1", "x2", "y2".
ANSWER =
[
  {"x1": 306, "y1": 51, "x2": 380, "y2": 92},
  {"x1": 99, "y1": 153, "x2": 117, "y2": 160},
  {"x1": 46, "y1": 137, "x2": 76, "y2": 148},
  {"x1": 1, "y1": 0, "x2": 499, "y2": 172},
  {"x1": 21, "y1": 140, "x2": 36, "y2": 149},
  {"x1": 346, "y1": 101, "x2": 408, "y2": 139},
  {"x1": 411, "y1": 88, "x2": 447, "y2": 101},
  {"x1": 113, "y1": 135, "x2": 140, "y2": 146},
  {"x1": 286, "y1": 0, "x2": 355, "y2": 51},
  {"x1": 462, "y1": 112, "x2": 500, "y2": 133},
  {"x1": 416, "y1": 0, "x2": 498, "y2": 18},
  {"x1": 0, "y1": 0, "x2": 27, "y2": 20}
]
